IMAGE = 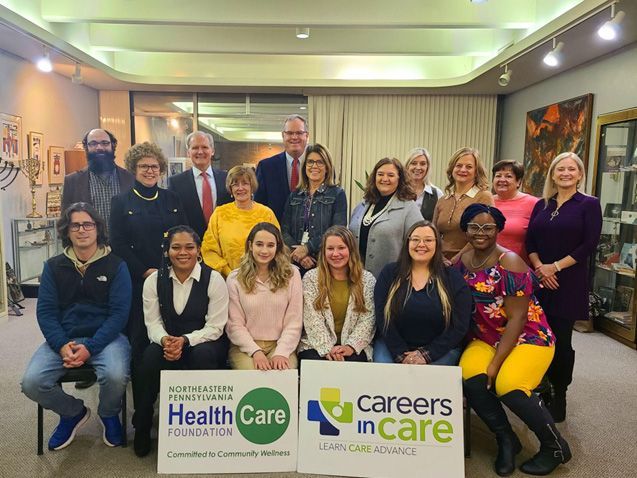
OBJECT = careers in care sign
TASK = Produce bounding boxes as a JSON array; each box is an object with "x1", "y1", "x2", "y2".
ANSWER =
[
  {"x1": 157, "y1": 370, "x2": 298, "y2": 474},
  {"x1": 298, "y1": 361, "x2": 464, "y2": 478}
]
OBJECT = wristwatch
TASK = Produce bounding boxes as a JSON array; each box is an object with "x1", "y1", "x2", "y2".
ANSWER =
[{"x1": 181, "y1": 335, "x2": 190, "y2": 348}]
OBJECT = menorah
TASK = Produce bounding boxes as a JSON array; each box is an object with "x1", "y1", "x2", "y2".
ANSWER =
[{"x1": 20, "y1": 157, "x2": 42, "y2": 218}]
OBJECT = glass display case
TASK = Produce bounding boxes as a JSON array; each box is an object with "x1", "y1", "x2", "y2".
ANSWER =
[
  {"x1": 0, "y1": 202, "x2": 7, "y2": 318},
  {"x1": 591, "y1": 107, "x2": 637, "y2": 348},
  {"x1": 12, "y1": 218, "x2": 61, "y2": 285}
]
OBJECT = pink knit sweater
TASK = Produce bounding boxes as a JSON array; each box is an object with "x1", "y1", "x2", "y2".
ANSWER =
[{"x1": 226, "y1": 267, "x2": 303, "y2": 358}]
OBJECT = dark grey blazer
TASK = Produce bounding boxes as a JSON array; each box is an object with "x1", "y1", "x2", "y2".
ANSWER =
[
  {"x1": 168, "y1": 168, "x2": 231, "y2": 240},
  {"x1": 61, "y1": 166, "x2": 135, "y2": 213}
]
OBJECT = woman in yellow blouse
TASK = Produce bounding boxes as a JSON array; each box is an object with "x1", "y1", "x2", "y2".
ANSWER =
[{"x1": 202, "y1": 166, "x2": 280, "y2": 277}]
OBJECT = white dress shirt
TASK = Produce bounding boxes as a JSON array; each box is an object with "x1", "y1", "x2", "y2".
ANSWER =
[
  {"x1": 142, "y1": 262, "x2": 228, "y2": 346},
  {"x1": 192, "y1": 165, "x2": 219, "y2": 208}
]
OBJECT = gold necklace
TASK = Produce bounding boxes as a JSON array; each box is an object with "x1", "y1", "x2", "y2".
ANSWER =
[
  {"x1": 470, "y1": 250, "x2": 494, "y2": 269},
  {"x1": 133, "y1": 188, "x2": 158, "y2": 201}
]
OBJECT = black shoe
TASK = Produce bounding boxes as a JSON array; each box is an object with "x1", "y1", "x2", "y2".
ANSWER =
[
  {"x1": 520, "y1": 438, "x2": 572, "y2": 476},
  {"x1": 75, "y1": 378, "x2": 97, "y2": 390},
  {"x1": 495, "y1": 430, "x2": 522, "y2": 476},
  {"x1": 134, "y1": 429, "x2": 152, "y2": 457}
]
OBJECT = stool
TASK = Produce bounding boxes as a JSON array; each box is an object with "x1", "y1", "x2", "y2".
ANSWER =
[{"x1": 37, "y1": 365, "x2": 127, "y2": 455}]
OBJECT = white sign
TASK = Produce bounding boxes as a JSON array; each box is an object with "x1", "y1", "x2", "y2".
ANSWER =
[
  {"x1": 298, "y1": 361, "x2": 464, "y2": 478},
  {"x1": 158, "y1": 370, "x2": 298, "y2": 474}
]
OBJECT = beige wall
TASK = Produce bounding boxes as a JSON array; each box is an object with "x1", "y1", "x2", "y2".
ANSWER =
[{"x1": 0, "y1": 50, "x2": 99, "y2": 266}]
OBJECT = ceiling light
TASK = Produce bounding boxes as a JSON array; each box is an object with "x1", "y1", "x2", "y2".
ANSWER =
[
  {"x1": 598, "y1": 4, "x2": 625, "y2": 41},
  {"x1": 543, "y1": 38, "x2": 564, "y2": 67},
  {"x1": 71, "y1": 62, "x2": 83, "y2": 84},
  {"x1": 498, "y1": 65, "x2": 512, "y2": 87},
  {"x1": 470, "y1": 0, "x2": 488, "y2": 3},
  {"x1": 36, "y1": 47, "x2": 52, "y2": 73},
  {"x1": 296, "y1": 27, "x2": 310, "y2": 39}
]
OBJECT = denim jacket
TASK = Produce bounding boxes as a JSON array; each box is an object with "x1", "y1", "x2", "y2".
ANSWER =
[{"x1": 282, "y1": 184, "x2": 348, "y2": 257}]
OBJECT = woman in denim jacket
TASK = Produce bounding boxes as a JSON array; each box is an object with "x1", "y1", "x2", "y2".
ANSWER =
[{"x1": 282, "y1": 144, "x2": 347, "y2": 272}]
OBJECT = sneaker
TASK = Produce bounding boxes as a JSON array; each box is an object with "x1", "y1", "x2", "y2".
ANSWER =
[
  {"x1": 48, "y1": 406, "x2": 91, "y2": 450},
  {"x1": 100, "y1": 415, "x2": 124, "y2": 447}
]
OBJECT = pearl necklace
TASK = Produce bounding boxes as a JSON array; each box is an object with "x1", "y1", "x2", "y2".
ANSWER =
[{"x1": 362, "y1": 195, "x2": 394, "y2": 226}]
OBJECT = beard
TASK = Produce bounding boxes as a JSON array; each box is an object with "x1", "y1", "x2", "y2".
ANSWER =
[{"x1": 87, "y1": 150, "x2": 116, "y2": 174}]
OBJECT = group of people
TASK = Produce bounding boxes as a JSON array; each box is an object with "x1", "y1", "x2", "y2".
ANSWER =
[{"x1": 21, "y1": 115, "x2": 601, "y2": 477}]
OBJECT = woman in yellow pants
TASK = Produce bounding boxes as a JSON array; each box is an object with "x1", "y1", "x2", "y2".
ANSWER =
[{"x1": 455, "y1": 204, "x2": 570, "y2": 476}]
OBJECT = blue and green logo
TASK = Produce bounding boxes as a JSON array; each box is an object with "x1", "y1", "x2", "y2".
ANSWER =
[{"x1": 308, "y1": 387, "x2": 353, "y2": 436}]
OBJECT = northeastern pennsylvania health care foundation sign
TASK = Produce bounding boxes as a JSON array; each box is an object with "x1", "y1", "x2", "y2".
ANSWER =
[
  {"x1": 157, "y1": 370, "x2": 298, "y2": 474},
  {"x1": 298, "y1": 361, "x2": 464, "y2": 478}
]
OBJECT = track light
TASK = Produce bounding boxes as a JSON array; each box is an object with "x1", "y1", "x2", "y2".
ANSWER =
[
  {"x1": 296, "y1": 27, "x2": 310, "y2": 39},
  {"x1": 543, "y1": 38, "x2": 564, "y2": 67},
  {"x1": 498, "y1": 65, "x2": 512, "y2": 87},
  {"x1": 36, "y1": 47, "x2": 52, "y2": 73},
  {"x1": 71, "y1": 62, "x2": 83, "y2": 84},
  {"x1": 598, "y1": 4, "x2": 625, "y2": 41}
]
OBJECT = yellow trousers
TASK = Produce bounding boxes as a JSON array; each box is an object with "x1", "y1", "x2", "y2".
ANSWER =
[
  {"x1": 459, "y1": 339, "x2": 554, "y2": 397},
  {"x1": 228, "y1": 340, "x2": 298, "y2": 370}
]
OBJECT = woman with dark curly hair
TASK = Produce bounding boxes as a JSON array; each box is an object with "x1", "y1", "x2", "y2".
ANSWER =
[
  {"x1": 109, "y1": 142, "x2": 187, "y2": 415},
  {"x1": 456, "y1": 203, "x2": 569, "y2": 477},
  {"x1": 349, "y1": 157, "x2": 423, "y2": 278}
]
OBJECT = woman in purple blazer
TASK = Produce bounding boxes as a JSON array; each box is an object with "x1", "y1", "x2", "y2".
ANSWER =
[{"x1": 526, "y1": 152, "x2": 601, "y2": 423}]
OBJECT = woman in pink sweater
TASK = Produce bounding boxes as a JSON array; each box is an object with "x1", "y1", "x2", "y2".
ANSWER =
[
  {"x1": 492, "y1": 160, "x2": 539, "y2": 264},
  {"x1": 226, "y1": 222, "x2": 303, "y2": 370}
]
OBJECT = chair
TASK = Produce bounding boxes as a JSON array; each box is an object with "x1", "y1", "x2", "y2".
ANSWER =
[{"x1": 37, "y1": 365, "x2": 127, "y2": 455}]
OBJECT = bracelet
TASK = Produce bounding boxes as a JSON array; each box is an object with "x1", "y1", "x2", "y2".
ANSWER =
[
  {"x1": 553, "y1": 261, "x2": 562, "y2": 272},
  {"x1": 251, "y1": 349, "x2": 264, "y2": 357}
]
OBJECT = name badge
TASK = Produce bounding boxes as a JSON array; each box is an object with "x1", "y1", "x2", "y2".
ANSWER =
[{"x1": 301, "y1": 231, "x2": 310, "y2": 244}]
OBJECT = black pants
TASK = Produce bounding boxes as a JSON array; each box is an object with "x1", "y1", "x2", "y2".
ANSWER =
[
  {"x1": 545, "y1": 315, "x2": 574, "y2": 394},
  {"x1": 133, "y1": 337, "x2": 229, "y2": 430}
]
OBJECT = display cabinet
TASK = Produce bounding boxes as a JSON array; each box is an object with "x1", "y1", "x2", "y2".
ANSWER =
[
  {"x1": 12, "y1": 218, "x2": 61, "y2": 285},
  {"x1": 0, "y1": 202, "x2": 7, "y2": 318},
  {"x1": 591, "y1": 107, "x2": 637, "y2": 348}
]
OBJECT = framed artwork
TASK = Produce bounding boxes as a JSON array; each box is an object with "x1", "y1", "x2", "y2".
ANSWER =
[
  {"x1": 28, "y1": 131, "x2": 45, "y2": 185},
  {"x1": 1, "y1": 112, "x2": 22, "y2": 166},
  {"x1": 46, "y1": 189, "x2": 62, "y2": 217},
  {"x1": 159, "y1": 157, "x2": 189, "y2": 188},
  {"x1": 48, "y1": 146, "x2": 65, "y2": 185},
  {"x1": 603, "y1": 203, "x2": 622, "y2": 218},
  {"x1": 522, "y1": 94, "x2": 594, "y2": 196}
]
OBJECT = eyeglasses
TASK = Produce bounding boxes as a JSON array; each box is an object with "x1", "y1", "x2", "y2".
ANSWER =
[
  {"x1": 306, "y1": 159, "x2": 325, "y2": 168},
  {"x1": 283, "y1": 131, "x2": 308, "y2": 137},
  {"x1": 137, "y1": 164, "x2": 161, "y2": 172},
  {"x1": 408, "y1": 237, "x2": 436, "y2": 246},
  {"x1": 87, "y1": 140, "x2": 112, "y2": 148},
  {"x1": 69, "y1": 222, "x2": 96, "y2": 232},
  {"x1": 466, "y1": 223, "x2": 498, "y2": 235}
]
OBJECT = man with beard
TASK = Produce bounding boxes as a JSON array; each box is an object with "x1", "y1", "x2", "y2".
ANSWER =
[
  {"x1": 61, "y1": 129, "x2": 135, "y2": 227},
  {"x1": 61, "y1": 128, "x2": 134, "y2": 390}
]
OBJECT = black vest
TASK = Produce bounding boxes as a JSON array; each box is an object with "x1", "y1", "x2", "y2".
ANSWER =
[
  {"x1": 420, "y1": 190, "x2": 439, "y2": 222},
  {"x1": 163, "y1": 265, "x2": 212, "y2": 337}
]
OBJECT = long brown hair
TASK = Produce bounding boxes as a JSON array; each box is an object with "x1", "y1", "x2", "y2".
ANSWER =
[
  {"x1": 383, "y1": 221, "x2": 453, "y2": 331},
  {"x1": 237, "y1": 222, "x2": 292, "y2": 293},
  {"x1": 363, "y1": 157, "x2": 415, "y2": 203},
  {"x1": 314, "y1": 226, "x2": 368, "y2": 313}
]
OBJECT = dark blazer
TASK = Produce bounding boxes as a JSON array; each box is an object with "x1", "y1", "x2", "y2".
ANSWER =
[
  {"x1": 61, "y1": 166, "x2": 135, "y2": 212},
  {"x1": 254, "y1": 151, "x2": 290, "y2": 221},
  {"x1": 168, "y1": 168, "x2": 231, "y2": 239}
]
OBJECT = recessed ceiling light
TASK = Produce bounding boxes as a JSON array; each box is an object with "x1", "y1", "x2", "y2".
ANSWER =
[{"x1": 296, "y1": 27, "x2": 310, "y2": 39}]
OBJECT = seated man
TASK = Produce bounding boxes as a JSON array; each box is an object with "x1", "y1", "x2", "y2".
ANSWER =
[{"x1": 21, "y1": 202, "x2": 132, "y2": 450}]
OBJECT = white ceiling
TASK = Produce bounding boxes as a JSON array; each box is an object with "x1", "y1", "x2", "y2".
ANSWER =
[{"x1": 0, "y1": 0, "x2": 635, "y2": 94}]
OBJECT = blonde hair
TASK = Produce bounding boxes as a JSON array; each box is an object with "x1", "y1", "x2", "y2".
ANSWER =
[
  {"x1": 542, "y1": 152, "x2": 587, "y2": 205},
  {"x1": 237, "y1": 223, "x2": 292, "y2": 293},
  {"x1": 314, "y1": 226, "x2": 367, "y2": 314},
  {"x1": 405, "y1": 147, "x2": 433, "y2": 186},
  {"x1": 226, "y1": 165, "x2": 258, "y2": 195},
  {"x1": 444, "y1": 147, "x2": 489, "y2": 194}
]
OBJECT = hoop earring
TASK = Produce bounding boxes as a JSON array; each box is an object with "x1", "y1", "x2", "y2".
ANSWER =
[{"x1": 197, "y1": 253, "x2": 203, "y2": 263}]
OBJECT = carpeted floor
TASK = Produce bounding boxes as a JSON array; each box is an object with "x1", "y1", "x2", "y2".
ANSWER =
[{"x1": 1, "y1": 300, "x2": 635, "y2": 478}]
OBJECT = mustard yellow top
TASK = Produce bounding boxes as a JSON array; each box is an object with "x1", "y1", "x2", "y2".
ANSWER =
[
  {"x1": 201, "y1": 202, "x2": 280, "y2": 277},
  {"x1": 329, "y1": 279, "x2": 350, "y2": 341}
]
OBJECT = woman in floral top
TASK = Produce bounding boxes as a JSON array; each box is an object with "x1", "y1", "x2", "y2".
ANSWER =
[{"x1": 456, "y1": 204, "x2": 570, "y2": 477}]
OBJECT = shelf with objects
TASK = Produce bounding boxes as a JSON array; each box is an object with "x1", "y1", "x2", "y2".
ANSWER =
[
  {"x1": 0, "y1": 200, "x2": 7, "y2": 318},
  {"x1": 11, "y1": 218, "x2": 62, "y2": 286},
  {"x1": 591, "y1": 107, "x2": 637, "y2": 348}
]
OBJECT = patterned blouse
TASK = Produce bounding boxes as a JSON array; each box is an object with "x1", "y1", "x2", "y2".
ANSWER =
[{"x1": 456, "y1": 260, "x2": 555, "y2": 348}]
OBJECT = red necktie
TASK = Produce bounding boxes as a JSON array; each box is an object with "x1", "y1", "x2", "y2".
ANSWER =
[
  {"x1": 201, "y1": 172, "x2": 214, "y2": 224},
  {"x1": 290, "y1": 158, "x2": 299, "y2": 191}
]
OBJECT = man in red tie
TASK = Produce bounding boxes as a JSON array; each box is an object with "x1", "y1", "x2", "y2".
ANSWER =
[
  {"x1": 168, "y1": 132, "x2": 232, "y2": 239},
  {"x1": 255, "y1": 115, "x2": 309, "y2": 221}
]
